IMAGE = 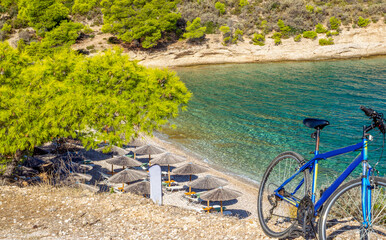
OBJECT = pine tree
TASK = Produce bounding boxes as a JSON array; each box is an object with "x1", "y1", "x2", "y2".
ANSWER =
[{"x1": 183, "y1": 17, "x2": 206, "y2": 40}]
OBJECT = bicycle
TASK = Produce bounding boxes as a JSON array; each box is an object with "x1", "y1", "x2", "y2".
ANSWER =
[{"x1": 257, "y1": 106, "x2": 386, "y2": 239}]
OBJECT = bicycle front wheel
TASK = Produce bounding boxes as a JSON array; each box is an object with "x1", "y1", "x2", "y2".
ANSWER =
[
  {"x1": 257, "y1": 151, "x2": 309, "y2": 238},
  {"x1": 318, "y1": 177, "x2": 386, "y2": 239}
]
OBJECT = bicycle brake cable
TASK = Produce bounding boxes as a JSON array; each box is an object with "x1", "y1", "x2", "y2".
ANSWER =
[{"x1": 373, "y1": 133, "x2": 385, "y2": 174}]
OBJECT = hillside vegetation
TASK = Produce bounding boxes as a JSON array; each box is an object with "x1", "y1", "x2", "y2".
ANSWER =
[{"x1": 0, "y1": 0, "x2": 384, "y2": 49}]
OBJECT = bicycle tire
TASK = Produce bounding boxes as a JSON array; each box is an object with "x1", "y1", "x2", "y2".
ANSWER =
[
  {"x1": 257, "y1": 151, "x2": 310, "y2": 238},
  {"x1": 318, "y1": 177, "x2": 386, "y2": 239}
]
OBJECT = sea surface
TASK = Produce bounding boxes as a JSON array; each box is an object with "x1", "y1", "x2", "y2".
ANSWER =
[{"x1": 157, "y1": 57, "x2": 386, "y2": 185}]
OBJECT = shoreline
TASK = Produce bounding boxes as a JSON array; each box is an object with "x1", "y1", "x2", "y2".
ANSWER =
[
  {"x1": 134, "y1": 22, "x2": 386, "y2": 69},
  {"x1": 145, "y1": 133, "x2": 260, "y2": 219}
]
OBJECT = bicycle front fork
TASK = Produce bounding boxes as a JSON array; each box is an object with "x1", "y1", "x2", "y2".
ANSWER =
[{"x1": 362, "y1": 160, "x2": 373, "y2": 228}]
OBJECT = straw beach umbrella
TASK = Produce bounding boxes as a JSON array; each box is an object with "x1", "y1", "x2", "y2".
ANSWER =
[
  {"x1": 96, "y1": 145, "x2": 129, "y2": 156},
  {"x1": 108, "y1": 169, "x2": 148, "y2": 191},
  {"x1": 189, "y1": 175, "x2": 228, "y2": 190},
  {"x1": 151, "y1": 152, "x2": 186, "y2": 185},
  {"x1": 133, "y1": 144, "x2": 165, "y2": 164},
  {"x1": 200, "y1": 187, "x2": 242, "y2": 214},
  {"x1": 124, "y1": 180, "x2": 150, "y2": 196},
  {"x1": 128, "y1": 138, "x2": 145, "y2": 159},
  {"x1": 172, "y1": 162, "x2": 208, "y2": 193},
  {"x1": 106, "y1": 155, "x2": 142, "y2": 174}
]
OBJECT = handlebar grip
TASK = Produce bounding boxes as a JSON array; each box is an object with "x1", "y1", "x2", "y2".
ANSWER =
[{"x1": 360, "y1": 105, "x2": 375, "y2": 117}]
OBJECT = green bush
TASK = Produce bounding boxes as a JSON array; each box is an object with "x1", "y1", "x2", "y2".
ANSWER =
[
  {"x1": 83, "y1": 25, "x2": 93, "y2": 34},
  {"x1": 204, "y1": 21, "x2": 216, "y2": 34},
  {"x1": 232, "y1": 28, "x2": 243, "y2": 44},
  {"x1": 101, "y1": 0, "x2": 180, "y2": 49},
  {"x1": 303, "y1": 31, "x2": 317, "y2": 39},
  {"x1": 315, "y1": 23, "x2": 327, "y2": 33},
  {"x1": 223, "y1": 36, "x2": 230, "y2": 45},
  {"x1": 183, "y1": 17, "x2": 206, "y2": 40},
  {"x1": 219, "y1": 25, "x2": 231, "y2": 45},
  {"x1": 315, "y1": 7, "x2": 322, "y2": 14},
  {"x1": 259, "y1": 20, "x2": 269, "y2": 35},
  {"x1": 239, "y1": 0, "x2": 249, "y2": 8},
  {"x1": 215, "y1": 2, "x2": 226, "y2": 15},
  {"x1": 72, "y1": 0, "x2": 98, "y2": 15},
  {"x1": 357, "y1": 16, "x2": 370, "y2": 28},
  {"x1": 329, "y1": 16, "x2": 341, "y2": 30},
  {"x1": 294, "y1": 34, "x2": 302, "y2": 42},
  {"x1": 319, "y1": 37, "x2": 334, "y2": 45},
  {"x1": 17, "y1": 0, "x2": 69, "y2": 35},
  {"x1": 272, "y1": 32, "x2": 281, "y2": 45},
  {"x1": 219, "y1": 25, "x2": 230, "y2": 34},
  {"x1": 1, "y1": 23, "x2": 11, "y2": 33},
  {"x1": 43, "y1": 21, "x2": 84, "y2": 47},
  {"x1": 277, "y1": 19, "x2": 290, "y2": 38},
  {"x1": 252, "y1": 33, "x2": 265, "y2": 46},
  {"x1": 306, "y1": 5, "x2": 314, "y2": 13}
]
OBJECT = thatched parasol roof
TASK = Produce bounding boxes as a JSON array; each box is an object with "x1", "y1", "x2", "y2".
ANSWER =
[
  {"x1": 150, "y1": 153, "x2": 186, "y2": 166},
  {"x1": 128, "y1": 137, "x2": 145, "y2": 147},
  {"x1": 96, "y1": 145, "x2": 129, "y2": 156},
  {"x1": 124, "y1": 180, "x2": 150, "y2": 195},
  {"x1": 189, "y1": 175, "x2": 228, "y2": 190},
  {"x1": 108, "y1": 169, "x2": 147, "y2": 183},
  {"x1": 200, "y1": 187, "x2": 242, "y2": 202},
  {"x1": 69, "y1": 172, "x2": 93, "y2": 182},
  {"x1": 106, "y1": 156, "x2": 142, "y2": 167},
  {"x1": 133, "y1": 144, "x2": 165, "y2": 155},
  {"x1": 172, "y1": 162, "x2": 208, "y2": 175}
]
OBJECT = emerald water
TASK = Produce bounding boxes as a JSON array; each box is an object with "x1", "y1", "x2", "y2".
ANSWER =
[{"x1": 158, "y1": 58, "x2": 386, "y2": 184}]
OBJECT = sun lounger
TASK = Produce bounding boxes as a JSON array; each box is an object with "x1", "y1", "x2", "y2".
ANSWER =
[
  {"x1": 183, "y1": 194, "x2": 203, "y2": 204},
  {"x1": 166, "y1": 185, "x2": 186, "y2": 192},
  {"x1": 212, "y1": 205, "x2": 226, "y2": 212}
]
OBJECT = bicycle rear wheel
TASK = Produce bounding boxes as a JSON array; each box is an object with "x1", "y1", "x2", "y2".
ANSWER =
[
  {"x1": 257, "y1": 151, "x2": 310, "y2": 238},
  {"x1": 318, "y1": 177, "x2": 386, "y2": 239}
]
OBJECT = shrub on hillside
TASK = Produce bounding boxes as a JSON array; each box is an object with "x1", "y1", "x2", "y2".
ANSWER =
[
  {"x1": 294, "y1": 34, "x2": 302, "y2": 42},
  {"x1": 232, "y1": 28, "x2": 243, "y2": 44},
  {"x1": 277, "y1": 19, "x2": 290, "y2": 38},
  {"x1": 72, "y1": 0, "x2": 98, "y2": 15},
  {"x1": 239, "y1": 0, "x2": 249, "y2": 8},
  {"x1": 357, "y1": 16, "x2": 370, "y2": 28},
  {"x1": 329, "y1": 16, "x2": 341, "y2": 30},
  {"x1": 272, "y1": 32, "x2": 282, "y2": 45},
  {"x1": 215, "y1": 2, "x2": 226, "y2": 15},
  {"x1": 315, "y1": 23, "x2": 327, "y2": 33},
  {"x1": 319, "y1": 37, "x2": 334, "y2": 45},
  {"x1": 43, "y1": 21, "x2": 84, "y2": 47},
  {"x1": 219, "y1": 25, "x2": 231, "y2": 45},
  {"x1": 252, "y1": 33, "x2": 265, "y2": 46},
  {"x1": 303, "y1": 31, "x2": 317, "y2": 39},
  {"x1": 101, "y1": 0, "x2": 180, "y2": 48},
  {"x1": 183, "y1": 17, "x2": 206, "y2": 41}
]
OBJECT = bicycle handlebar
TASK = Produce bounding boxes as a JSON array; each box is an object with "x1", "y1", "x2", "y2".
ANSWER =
[{"x1": 360, "y1": 105, "x2": 386, "y2": 134}]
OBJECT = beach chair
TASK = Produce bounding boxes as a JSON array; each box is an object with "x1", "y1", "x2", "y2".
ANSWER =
[
  {"x1": 166, "y1": 185, "x2": 186, "y2": 192},
  {"x1": 212, "y1": 205, "x2": 227, "y2": 212}
]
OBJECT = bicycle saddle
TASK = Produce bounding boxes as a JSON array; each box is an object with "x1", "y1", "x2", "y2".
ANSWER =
[{"x1": 303, "y1": 118, "x2": 330, "y2": 130}]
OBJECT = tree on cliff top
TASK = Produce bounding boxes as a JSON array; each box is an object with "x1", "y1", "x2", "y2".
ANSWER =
[
  {"x1": 183, "y1": 17, "x2": 206, "y2": 41},
  {"x1": 101, "y1": 0, "x2": 181, "y2": 48},
  {"x1": 0, "y1": 43, "x2": 191, "y2": 179}
]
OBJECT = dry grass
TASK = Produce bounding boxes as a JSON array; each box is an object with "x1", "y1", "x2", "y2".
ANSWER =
[{"x1": 0, "y1": 185, "x2": 270, "y2": 239}]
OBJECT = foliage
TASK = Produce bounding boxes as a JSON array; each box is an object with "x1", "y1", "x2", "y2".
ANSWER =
[
  {"x1": 303, "y1": 31, "x2": 317, "y2": 39},
  {"x1": 239, "y1": 0, "x2": 248, "y2": 8},
  {"x1": 0, "y1": 43, "x2": 191, "y2": 177},
  {"x1": 357, "y1": 16, "x2": 370, "y2": 28},
  {"x1": 252, "y1": 33, "x2": 265, "y2": 46},
  {"x1": 43, "y1": 21, "x2": 84, "y2": 47},
  {"x1": 1, "y1": 23, "x2": 12, "y2": 33},
  {"x1": 219, "y1": 25, "x2": 230, "y2": 35},
  {"x1": 319, "y1": 37, "x2": 334, "y2": 45},
  {"x1": 215, "y1": 2, "x2": 225, "y2": 15},
  {"x1": 83, "y1": 25, "x2": 93, "y2": 34},
  {"x1": 315, "y1": 23, "x2": 327, "y2": 33},
  {"x1": 183, "y1": 17, "x2": 206, "y2": 40},
  {"x1": 329, "y1": 16, "x2": 341, "y2": 30},
  {"x1": 101, "y1": 0, "x2": 180, "y2": 48},
  {"x1": 326, "y1": 31, "x2": 339, "y2": 37},
  {"x1": 306, "y1": 5, "x2": 314, "y2": 13},
  {"x1": 294, "y1": 34, "x2": 302, "y2": 42},
  {"x1": 204, "y1": 21, "x2": 216, "y2": 34},
  {"x1": 72, "y1": 0, "x2": 98, "y2": 15},
  {"x1": 277, "y1": 19, "x2": 290, "y2": 38},
  {"x1": 232, "y1": 28, "x2": 243, "y2": 44},
  {"x1": 272, "y1": 32, "x2": 281, "y2": 45},
  {"x1": 259, "y1": 20, "x2": 269, "y2": 35},
  {"x1": 17, "y1": 0, "x2": 69, "y2": 35}
]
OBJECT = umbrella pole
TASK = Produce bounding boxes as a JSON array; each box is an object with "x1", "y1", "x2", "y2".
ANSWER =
[
  {"x1": 189, "y1": 175, "x2": 192, "y2": 193},
  {"x1": 221, "y1": 201, "x2": 223, "y2": 214},
  {"x1": 134, "y1": 152, "x2": 136, "y2": 159},
  {"x1": 148, "y1": 154, "x2": 151, "y2": 166},
  {"x1": 122, "y1": 183, "x2": 124, "y2": 192},
  {"x1": 111, "y1": 165, "x2": 114, "y2": 174},
  {"x1": 207, "y1": 200, "x2": 210, "y2": 213},
  {"x1": 168, "y1": 165, "x2": 171, "y2": 187}
]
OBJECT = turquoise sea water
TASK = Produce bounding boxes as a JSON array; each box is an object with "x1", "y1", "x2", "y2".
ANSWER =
[{"x1": 158, "y1": 58, "x2": 386, "y2": 184}]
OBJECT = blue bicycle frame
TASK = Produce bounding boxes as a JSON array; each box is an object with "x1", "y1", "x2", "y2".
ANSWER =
[{"x1": 274, "y1": 137, "x2": 373, "y2": 225}]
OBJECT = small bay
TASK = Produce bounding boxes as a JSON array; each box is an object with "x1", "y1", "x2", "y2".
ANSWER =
[{"x1": 159, "y1": 58, "x2": 386, "y2": 184}]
